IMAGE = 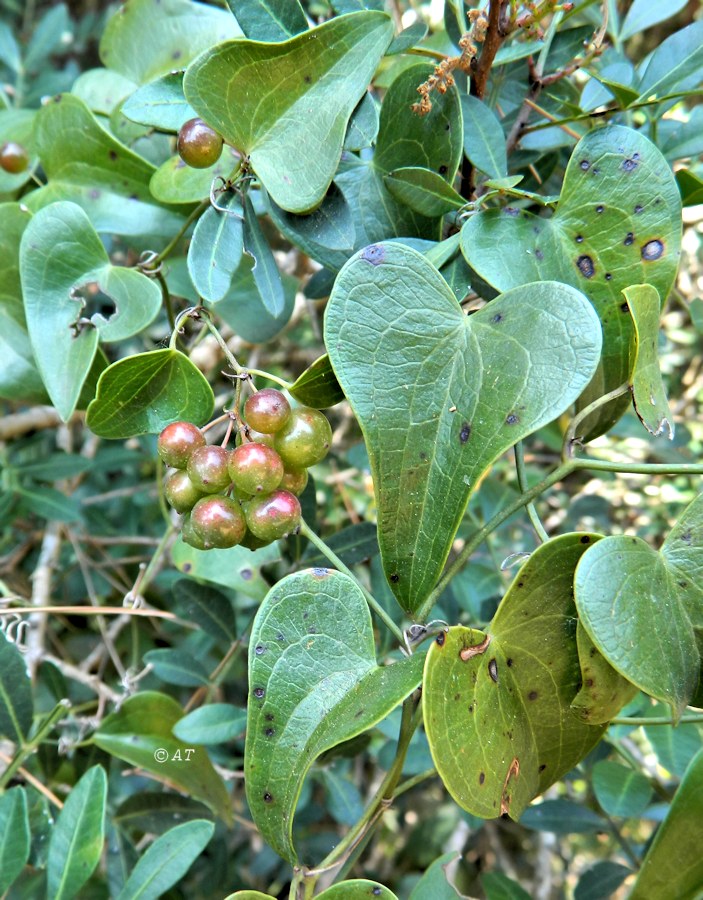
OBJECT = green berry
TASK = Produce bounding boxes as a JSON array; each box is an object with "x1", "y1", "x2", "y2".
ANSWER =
[
  {"x1": 243, "y1": 389, "x2": 291, "y2": 434},
  {"x1": 186, "y1": 445, "x2": 231, "y2": 493},
  {"x1": 0, "y1": 141, "x2": 29, "y2": 174},
  {"x1": 157, "y1": 421, "x2": 205, "y2": 468},
  {"x1": 244, "y1": 490, "x2": 301, "y2": 542},
  {"x1": 273, "y1": 407, "x2": 332, "y2": 469},
  {"x1": 190, "y1": 496, "x2": 247, "y2": 549},
  {"x1": 182, "y1": 514, "x2": 209, "y2": 550},
  {"x1": 244, "y1": 427, "x2": 276, "y2": 448},
  {"x1": 229, "y1": 442, "x2": 284, "y2": 495},
  {"x1": 164, "y1": 470, "x2": 204, "y2": 513},
  {"x1": 177, "y1": 118, "x2": 223, "y2": 169},
  {"x1": 240, "y1": 530, "x2": 271, "y2": 551},
  {"x1": 280, "y1": 467, "x2": 308, "y2": 496}
]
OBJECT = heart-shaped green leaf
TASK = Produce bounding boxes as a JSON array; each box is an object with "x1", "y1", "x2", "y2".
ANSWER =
[
  {"x1": 624, "y1": 283, "x2": 673, "y2": 438},
  {"x1": 94, "y1": 692, "x2": 232, "y2": 823},
  {"x1": 289, "y1": 354, "x2": 345, "y2": 408},
  {"x1": 244, "y1": 568, "x2": 425, "y2": 863},
  {"x1": 575, "y1": 493, "x2": 703, "y2": 717},
  {"x1": 183, "y1": 11, "x2": 394, "y2": 213},
  {"x1": 460, "y1": 125, "x2": 681, "y2": 438},
  {"x1": 171, "y1": 536, "x2": 281, "y2": 600},
  {"x1": 86, "y1": 349, "x2": 214, "y2": 438},
  {"x1": 325, "y1": 243, "x2": 602, "y2": 614},
  {"x1": 20, "y1": 201, "x2": 162, "y2": 421},
  {"x1": 571, "y1": 623, "x2": 637, "y2": 724},
  {"x1": 423, "y1": 534, "x2": 607, "y2": 820}
]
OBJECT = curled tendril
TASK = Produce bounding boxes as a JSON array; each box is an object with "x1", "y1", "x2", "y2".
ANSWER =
[
  {"x1": 137, "y1": 249, "x2": 163, "y2": 275},
  {"x1": 209, "y1": 176, "x2": 245, "y2": 217}
]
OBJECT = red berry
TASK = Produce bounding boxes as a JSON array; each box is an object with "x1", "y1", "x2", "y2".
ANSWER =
[
  {"x1": 280, "y1": 467, "x2": 308, "y2": 496},
  {"x1": 177, "y1": 118, "x2": 223, "y2": 169},
  {"x1": 0, "y1": 141, "x2": 29, "y2": 174},
  {"x1": 244, "y1": 490, "x2": 301, "y2": 542},
  {"x1": 157, "y1": 421, "x2": 205, "y2": 468},
  {"x1": 229, "y1": 442, "x2": 284, "y2": 495},
  {"x1": 243, "y1": 389, "x2": 291, "y2": 434},
  {"x1": 182, "y1": 514, "x2": 209, "y2": 550},
  {"x1": 164, "y1": 470, "x2": 204, "y2": 513},
  {"x1": 274, "y1": 407, "x2": 332, "y2": 468},
  {"x1": 186, "y1": 445, "x2": 231, "y2": 493},
  {"x1": 191, "y1": 496, "x2": 247, "y2": 548}
]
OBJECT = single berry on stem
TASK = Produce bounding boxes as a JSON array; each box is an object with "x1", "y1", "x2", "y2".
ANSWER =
[
  {"x1": 177, "y1": 118, "x2": 224, "y2": 169},
  {"x1": 280, "y1": 467, "x2": 308, "y2": 496},
  {"x1": 164, "y1": 470, "x2": 204, "y2": 513},
  {"x1": 157, "y1": 421, "x2": 205, "y2": 468},
  {"x1": 244, "y1": 490, "x2": 301, "y2": 542},
  {"x1": 187, "y1": 445, "x2": 232, "y2": 493},
  {"x1": 243, "y1": 389, "x2": 291, "y2": 434},
  {"x1": 190, "y1": 496, "x2": 247, "y2": 549},
  {"x1": 274, "y1": 407, "x2": 332, "y2": 469},
  {"x1": 0, "y1": 141, "x2": 29, "y2": 174},
  {"x1": 229, "y1": 442, "x2": 284, "y2": 494}
]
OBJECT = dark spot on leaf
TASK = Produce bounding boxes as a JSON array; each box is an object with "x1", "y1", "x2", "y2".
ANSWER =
[
  {"x1": 622, "y1": 157, "x2": 638, "y2": 172},
  {"x1": 620, "y1": 301, "x2": 630, "y2": 313},
  {"x1": 528, "y1": 690, "x2": 539, "y2": 701},
  {"x1": 641, "y1": 239, "x2": 664, "y2": 261},
  {"x1": 580, "y1": 535, "x2": 590, "y2": 544},
  {"x1": 624, "y1": 232, "x2": 634, "y2": 246},
  {"x1": 634, "y1": 204, "x2": 644, "y2": 213},
  {"x1": 590, "y1": 646, "x2": 597, "y2": 657},
  {"x1": 468, "y1": 703, "x2": 474, "y2": 713},
  {"x1": 304, "y1": 74, "x2": 311, "y2": 83},
  {"x1": 182, "y1": 563, "x2": 192, "y2": 573},
  {"x1": 678, "y1": 581, "x2": 688, "y2": 589},
  {"x1": 595, "y1": 205, "x2": 604, "y2": 213},
  {"x1": 580, "y1": 159, "x2": 590, "y2": 171},
  {"x1": 108, "y1": 150, "x2": 118, "y2": 162},
  {"x1": 576, "y1": 255, "x2": 595, "y2": 278},
  {"x1": 585, "y1": 679, "x2": 594, "y2": 688},
  {"x1": 361, "y1": 244, "x2": 384, "y2": 265},
  {"x1": 445, "y1": 123, "x2": 451, "y2": 131},
  {"x1": 172, "y1": 50, "x2": 181, "y2": 60},
  {"x1": 681, "y1": 531, "x2": 692, "y2": 544},
  {"x1": 575, "y1": 235, "x2": 584, "y2": 243},
  {"x1": 459, "y1": 422, "x2": 471, "y2": 443},
  {"x1": 507, "y1": 658, "x2": 513, "y2": 667},
  {"x1": 479, "y1": 772, "x2": 485, "y2": 785},
  {"x1": 255, "y1": 644, "x2": 266, "y2": 655},
  {"x1": 436, "y1": 632, "x2": 445, "y2": 647},
  {"x1": 253, "y1": 687, "x2": 265, "y2": 699},
  {"x1": 265, "y1": 727, "x2": 275, "y2": 737},
  {"x1": 592, "y1": 167, "x2": 600, "y2": 175},
  {"x1": 488, "y1": 658, "x2": 498, "y2": 682},
  {"x1": 263, "y1": 792, "x2": 273, "y2": 803},
  {"x1": 312, "y1": 567, "x2": 329, "y2": 578},
  {"x1": 276, "y1": 633, "x2": 285, "y2": 642},
  {"x1": 454, "y1": 693, "x2": 461, "y2": 701},
  {"x1": 505, "y1": 413, "x2": 519, "y2": 425},
  {"x1": 390, "y1": 573, "x2": 399, "y2": 583},
  {"x1": 605, "y1": 272, "x2": 612, "y2": 281},
  {"x1": 517, "y1": 582, "x2": 524, "y2": 588},
  {"x1": 491, "y1": 313, "x2": 504, "y2": 323},
  {"x1": 420, "y1": 451, "x2": 427, "y2": 460},
  {"x1": 240, "y1": 568, "x2": 252, "y2": 580},
  {"x1": 535, "y1": 248, "x2": 544, "y2": 260},
  {"x1": 308, "y1": 626, "x2": 317, "y2": 634},
  {"x1": 439, "y1": 164, "x2": 448, "y2": 175},
  {"x1": 354, "y1": 708, "x2": 364, "y2": 718},
  {"x1": 503, "y1": 207, "x2": 520, "y2": 216},
  {"x1": 265, "y1": 713, "x2": 274, "y2": 723},
  {"x1": 539, "y1": 763, "x2": 547, "y2": 772}
]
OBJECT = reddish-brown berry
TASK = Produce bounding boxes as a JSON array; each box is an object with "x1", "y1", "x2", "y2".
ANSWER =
[
  {"x1": 280, "y1": 467, "x2": 308, "y2": 496},
  {"x1": 244, "y1": 490, "x2": 301, "y2": 541},
  {"x1": 229, "y1": 442, "x2": 284, "y2": 495},
  {"x1": 157, "y1": 421, "x2": 205, "y2": 469},
  {"x1": 177, "y1": 118, "x2": 223, "y2": 169},
  {"x1": 182, "y1": 513, "x2": 209, "y2": 550},
  {"x1": 186, "y1": 445, "x2": 231, "y2": 493},
  {"x1": 243, "y1": 389, "x2": 291, "y2": 434},
  {"x1": 0, "y1": 141, "x2": 29, "y2": 174},
  {"x1": 190, "y1": 496, "x2": 247, "y2": 548}
]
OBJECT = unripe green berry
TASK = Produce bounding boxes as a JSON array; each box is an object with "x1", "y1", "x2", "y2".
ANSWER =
[
  {"x1": 274, "y1": 407, "x2": 332, "y2": 469},
  {"x1": 244, "y1": 490, "x2": 301, "y2": 542},
  {"x1": 0, "y1": 141, "x2": 29, "y2": 174},
  {"x1": 164, "y1": 470, "x2": 204, "y2": 513},
  {"x1": 244, "y1": 427, "x2": 275, "y2": 448},
  {"x1": 182, "y1": 514, "x2": 209, "y2": 550},
  {"x1": 177, "y1": 118, "x2": 224, "y2": 169},
  {"x1": 229, "y1": 442, "x2": 284, "y2": 495},
  {"x1": 243, "y1": 389, "x2": 291, "y2": 434},
  {"x1": 280, "y1": 467, "x2": 308, "y2": 496},
  {"x1": 186, "y1": 445, "x2": 231, "y2": 493},
  {"x1": 190, "y1": 496, "x2": 247, "y2": 549},
  {"x1": 157, "y1": 421, "x2": 205, "y2": 468}
]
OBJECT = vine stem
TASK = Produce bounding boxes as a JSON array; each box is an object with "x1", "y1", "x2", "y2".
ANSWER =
[
  {"x1": 298, "y1": 520, "x2": 404, "y2": 644},
  {"x1": 611, "y1": 714, "x2": 703, "y2": 726},
  {"x1": 0, "y1": 700, "x2": 71, "y2": 790},
  {"x1": 514, "y1": 441, "x2": 549, "y2": 542},
  {"x1": 151, "y1": 199, "x2": 210, "y2": 267},
  {"x1": 561, "y1": 381, "x2": 631, "y2": 462}
]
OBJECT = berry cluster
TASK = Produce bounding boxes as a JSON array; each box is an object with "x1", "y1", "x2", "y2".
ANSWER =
[{"x1": 157, "y1": 390, "x2": 332, "y2": 551}]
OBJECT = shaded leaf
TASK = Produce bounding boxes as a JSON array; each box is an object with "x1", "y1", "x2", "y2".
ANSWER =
[
  {"x1": 384, "y1": 166, "x2": 465, "y2": 216},
  {"x1": 122, "y1": 71, "x2": 197, "y2": 131},
  {"x1": 519, "y1": 799, "x2": 605, "y2": 833},
  {"x1": 0, "y1": 788, "x2": 30, "y2": 895},
  {"x1": 115, "y1": 793, "x2": 213, "y2": 835},
  {"x1": 243, "y1": 193, "x2": 285, "y2": 316},
  {"x1": 326, "y1": 243, "x2": 601, "y2": 613},
  {"x1": 227, "y1": 0, "x2": 308, "y2": 42},
  {"x1": 480, "y1": 872, "x2": 531, "y2": 900},
  {"x1": 343, "y1": 92, "x2": 379, "y2": 151},
  {"x1": 86, "y1": 349, "x2": 214, "y2": 438},
  {"x1": 171, "y1": 535, "x2": 280, "y2": 600},
  {"x1": 289, "y1": 354, "x2": 346, "y2": 409},
  {"x1": 571, "y1": 623, "x2": 637, "y2": 724},
  {"x1": 409, "y1": 852, "x2": 464, "y2": 900},
  {"x1": 188, "y1": 193, "x2": 244, "y2": 302},
  {"x1": 143, "y1": 649, "x2": 210, "y2": 687},
  {"x1": 574, "y1": 861, "x2": 633, "y2": 900},
  {"x1": 171, "y1": 579, "x2": 237, "y2": 643},
  {"x1": 302, "y1": 521, "x2": 378, "y2": 568},
  {"x1": 620, "y1": 0, "x2": 689, "y2": 42},
  {"x1": 245, "y1": 568, "x2": 425, "y2": 862},
  {"x1": 0, "y1": 631, "x2": 33, "y2": 743},
  {"x1": 676, "y1": 169, "x2": 703, "y2": 208},
  {"x1": 387, "y1": 21, "x2": 428, "y2": 55},
  {"x1": 625, "y1": 283, "x2": 673, "y2": 438},
  {"x1": 592, "y1": 760, "x2": 652, "y2": 818},
  {"x1": 172, "y1": 704, "x2": 247, "y2": 744},
  {"x1": 461, "y1": 95, "x2": 507, "y2": 179}
]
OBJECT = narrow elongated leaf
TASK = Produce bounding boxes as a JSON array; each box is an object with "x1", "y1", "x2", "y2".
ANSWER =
[
  {"x1": 0, "y1": 631, "x2": 33, "y2": 743},
  {"x1": 519, "y1": 799, "x2": 605, "y2": 833},
  {"x1": 94, "y1": 692, "x2": 232, "y2": 823},
  {"x1": 115, "y1": 793, "x2": 213, "y2": 835},
  {"x1": 461, "y1": 95, "x2": 507, "y2": 179},
  {"x1": 574, "y1": 862, "x2": 633, "y2": 900},
  {"x1": 461, "y1": 125, "x2": 681, "y2": 439},
  {"x1": 47, "y1": 766, "x2": 107, "y2": 900},
  {"x1": 387, "y1": 20, "x2": 428, "y2": 55},
  {"x1": 384, "y1": 167, "x2": 465, "y2": 216},
  {"x1": 116, "y1": 820, "x2": 214, "y2": 900},
  {"x1": 245, "y1": 568, "x2": 425, "y2": 862},
  {"x1": 143, "y1": 649, "x2": 210, "y2": 687},
  {"x1": 188, "y1": 193, "x2": 244, "y2": 302},
  {"x1": 423, "y1": 535, "x2": 606, "y2": 820},
  {"x1": 171, "y1": 579, "x2": 237, "y2": 642},
  {"x1": 86, "y1": 349, "x2": 214, "y2": 438},
  {"x1": 289, "y1": 354, "x2": 345, "y2": 408},
  {"x1": 592, "y1": 760, "x2": 652, "y2": 818},
  {"x1": 481, "y1": 871, "x2": 531, "y2": 900},
  {"x1": 326, "y1": 243, "x2": 601, "y2": 613},
  {"x1": 0, "y1": 788, "x2": 30, "y2": 894},
  {"x1": 122, "y1": 72, "x2": 197, "y2": 131},
  {"x1": 243, "y1": 193, "x2": 285, "y2": 316},
  {"x1": 629, "y1": 749, "x2": 703, "y2": 900},
  {"x1": 228, "y1": 0, "x2": 308, "y2": 41},
  {"x1": 184, "y1": 12, "x2": 394, "y2": 212},
  {"x1": 625, "y1": 284, "x2": 673, "y2": 437}
]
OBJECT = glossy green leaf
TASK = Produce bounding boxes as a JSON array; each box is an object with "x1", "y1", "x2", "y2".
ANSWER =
[
  {"x1": 625, "y1": 283, "x2": 673, "y2": 438},
  {"x1": 245, "y1": 568, "x2": 425, "y2": 862},
  {"x1": 0, "y1": 788, "x2": 30, "y2": 895},
  {"x1": 592, "y1": 760, "x2": 652, "y2": 817},
  {"x1": 592, "y1": 73, "x2": 640, "y2": 109},
  {"x1": 302, "y1": 522, "x2": 378, "y2": 568},
  {"x1": 408, "y1": 852, "x2": 463, "y2": 900},
  {"x1": 661, "y1": 107, "x2": 703, "y2": 161},
  {"x1": 0, "y1": 631, "x2": 33, "y2": 743},
  {"x1": 519, "y1": 799, "x2": 605, "y2": 833},
  {"x1": 243, "y1": 193, "x2": 285, "y2": 316},
  {"x1": 94, "y1": 692, "x2": 232, "y2": 823},
  {"x1": 423, "y1": 534, "x2": 606, "y2": 820},
  {"x1": 100, "y1": 0, "x2": 240, "y2": 85},
  {"x1": 384, "y1": 167, "x2": 465, "y2": 216},
  {"x1": 571, "y1": 623, "x2": 637, "y2": 724},
  {"x1": 630, "y1": 749, "x2": 703, "y2": 900},
  {"x1": 172, "y1": 704, "x2": 247, "y2": 744},
  {"x1": 27, "y1": 94, "x2": 184, "y2": 237},
  {"x1": 620, "y1": 0, "x2": 689, "y2": 42},
  {"x1": 289, "y1": 354, "x2": 345, "y2": 408},
  {"x1": 317, "y1": 882, "x2": 398, "y2": 899},
  {"x1": 228, "y1": 0, "x2": 308, "y2": 41},
  {"x1": 326, "y1": 243, "x2": 602, "y2": 612},
  {"x1": 644, "y1": 714, "x2": 703, "y2": 777},
  {"x1": 676, "y1": 169, "x2": 703, "y2": 207},
  {"x1": 636, "y1": 20, "x2": 703, "y2": 102},
  {"x1": 184, "y1": 12, "x2": 394, "y2": 213},
  {"x1": 461, "y1": 125, "x2": 681, "y2": 439},
  {"x1": 149, "y1": 148, "x2": 241, "y2": 204},
  {"x1": 171, "y1": 535, "x2": 280, "y2": 600},
  {"x1": 116, "y1": 820, "x2": 214, "y2": 900},
  {"x1": 47, "y1": 766, "x2": 107, "y2": 900},
  {"x1": 574, "y1": 492, "x2": 703, "y2": 717},
  {"x1": 122, "y1": 72, "x2": 197, "y2": 131},
  {"x1": 0, "y1": 202, "x2": 31, "y2": 314},
  {"x1": 171, "y1": 579, "x2": 236, "y2": 642},
  {"x1": 480, "y1": 872, "x2": 531, "y2": 900},
  {"x1": 188, "y1": 193, "x2": 244, "y2": 302},
  {"x1": 387, "y1": 20, "x2": 428, "y2": 55},
  {"x1": 86, "y1": 349, "x2": 214, "y2": 438},
  {"x1": 573, "y1": 862, "x2": 633, "y2": 900},
  {"x1": 461, "y1": 95, "x2": 507, "y2": 179},
  {"x1": 143, "y1": 649, "x2": 210, "y2": 687}
]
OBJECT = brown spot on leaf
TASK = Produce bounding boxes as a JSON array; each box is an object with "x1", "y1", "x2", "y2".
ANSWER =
[
  {"x1": 488, "y1": 658, "x2": 498, "y2": 682},
  {"x1": 479, "y1": 772, "x2": 485, "y2": 785},
  {"x1": 436, "y1": 632, "x2": 446, "y2": 647},
  {"x1": 576, "y1": 255, "x2": 595, "y2": 278},
  {"x1": 263, "y1": 792, "x2": 273, "y2": 803},
  {"x1": 642, "y1": 239, "x2": 664, "y2": 261},
  {"x1": 528, "y1": 690, "x2": 539, "y2": 701},
  {"x1": 460, "y1": 634, "x2": 491, "y2": 661}
]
